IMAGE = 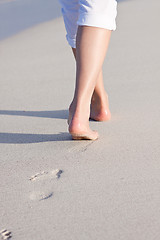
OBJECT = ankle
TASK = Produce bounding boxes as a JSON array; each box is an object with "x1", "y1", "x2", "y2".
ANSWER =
[
  {"x1": 92, "y1": 91, "x2": 108, "y2": 106},
  {"x1": 69, "y1": 99, "x2": 90, "y2": 117}
]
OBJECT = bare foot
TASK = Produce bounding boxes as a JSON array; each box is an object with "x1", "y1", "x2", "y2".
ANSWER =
[
  {"x1": 90, "y1": 92, "x2": 111, "y2": 121},
  {"x1": 68, "y1": 104, "x2": 99, "y2": 140}
]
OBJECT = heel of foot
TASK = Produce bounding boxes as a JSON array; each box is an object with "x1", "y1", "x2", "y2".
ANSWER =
[{"x1": 90, "y1": 109, "x2": 111, "y2": 121}]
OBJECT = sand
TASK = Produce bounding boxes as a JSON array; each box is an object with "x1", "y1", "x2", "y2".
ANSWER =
[{"x1": 0, "y1": 0, "x2": 160, "y2": 239}]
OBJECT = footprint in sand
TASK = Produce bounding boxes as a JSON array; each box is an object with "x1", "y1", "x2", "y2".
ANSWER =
[
  {"x1": 0, "y1": 229, "x2": 12, "y2": 240},
  {"x1": 29, "y1": 169, "x2": 63, "y2": 181},
  {"x1": 29, "y1": 169, "x2": 63, "y2": 201}
]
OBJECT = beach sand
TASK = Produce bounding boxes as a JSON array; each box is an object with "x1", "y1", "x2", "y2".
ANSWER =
[{"x1": 0, "y1": 0, "x2": 160, "y2": 239}]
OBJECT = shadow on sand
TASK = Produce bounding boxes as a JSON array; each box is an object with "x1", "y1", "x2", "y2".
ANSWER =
[
  {"x1": 0, "y1": 109, "x2": 68, "y2": 119},
  {"x1": 0, "y1": 109, "x2": 72, "y2": 143},
  {"x1": 0, "y1": 0, "x2": 62, "y2": 40},
  {"x1": 0, "y1": 132, "x2": 72, "y2": 144}
]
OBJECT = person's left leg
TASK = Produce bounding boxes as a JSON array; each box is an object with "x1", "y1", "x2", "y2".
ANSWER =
[{"x1": 70, "y1": 48, "x2": 111, "y2": 122}]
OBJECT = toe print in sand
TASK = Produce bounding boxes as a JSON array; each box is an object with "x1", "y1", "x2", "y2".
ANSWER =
[
  {"x1": 0, "y1": 229, "x2": 12, "y2": 240},
  {"x1": 29, "y1": 169, "x2": 63, "y2": 181}
]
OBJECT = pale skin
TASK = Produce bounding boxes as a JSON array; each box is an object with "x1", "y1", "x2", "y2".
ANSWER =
[{"x1": 68, "y1": 26, "x2": 112, "y2": 140}]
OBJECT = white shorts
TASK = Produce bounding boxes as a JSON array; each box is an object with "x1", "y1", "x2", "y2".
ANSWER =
[{"x1": 59, "y1": 0, "x2": 117, "y2": 48}]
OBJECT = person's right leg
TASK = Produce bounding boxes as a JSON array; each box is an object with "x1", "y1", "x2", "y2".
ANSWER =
[
  {"x1": 71, "y1": 48, "x2": 111, "y2": 122},
  {"x1": 68, "y1": 26, "x2": 111, "y2": 140}
]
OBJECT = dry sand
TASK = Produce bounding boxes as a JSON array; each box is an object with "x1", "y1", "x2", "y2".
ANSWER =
[{"x1": 0, "y1": 0, "x2": 160, "y2": 239}]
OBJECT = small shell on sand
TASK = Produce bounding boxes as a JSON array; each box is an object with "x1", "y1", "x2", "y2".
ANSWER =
[
  {"x1": 0, "y1": 229, "x2": 12, "y2": 239},
  {"x1": 29, "y1": 169, "x2": 63, "y2": 181}
]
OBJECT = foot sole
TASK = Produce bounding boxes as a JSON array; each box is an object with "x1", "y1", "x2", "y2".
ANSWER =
[{"x1": 70, "y1": 133, "x2": 99, "y2": 141}]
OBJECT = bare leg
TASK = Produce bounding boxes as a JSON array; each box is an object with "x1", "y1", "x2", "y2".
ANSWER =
[
  {"x1": 69, "y1": 26, "x2": 111, "y2": 140},
  {"x1": 71, "y1": 48, "x2": 111, "y2": 121},
  {"x1": 91, "y1": 71, "x2": 111, "y2": 121}
]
